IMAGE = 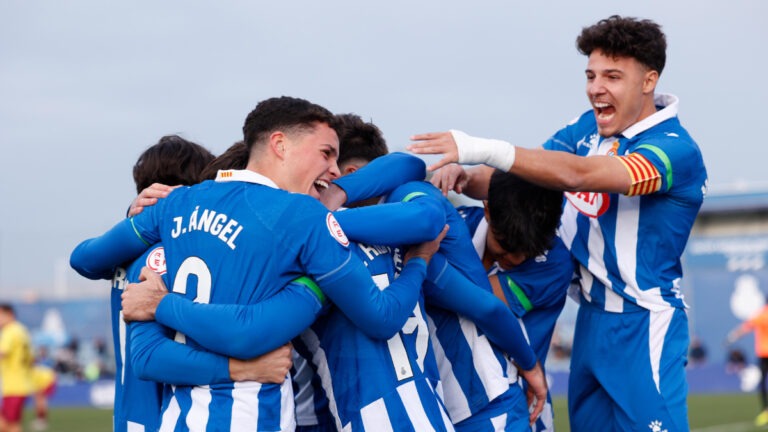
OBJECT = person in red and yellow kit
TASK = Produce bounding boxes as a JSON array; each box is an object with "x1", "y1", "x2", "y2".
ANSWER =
[
  {"x1": 30, "y1": 364, "x2": 56, "y2": 431},
  {"x1": 0, "y1": 303, "x2": 33, "y2": 432},
  {"x1": 728, "y1": 304, "x2": 768, "y2": 427}
]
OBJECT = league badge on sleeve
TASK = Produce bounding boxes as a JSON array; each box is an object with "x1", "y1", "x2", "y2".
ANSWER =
[
  {"x1": 326, "y1": 213, "x2": 349, "y2": 247},
  {"x1": 146, "y1": 246, "x2": 167, "y2": 275}
]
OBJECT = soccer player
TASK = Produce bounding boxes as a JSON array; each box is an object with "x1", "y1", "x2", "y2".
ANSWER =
[
  {"x1": 409, "y1": 15, "x2": 707, "y2": 431},
  {"x1": 110, "y1": 135, "x2": 295, "y2": 432},
  {"x1": 0, "y1": 303, "x2": 33, "y2": 432},
  {"x1": 326, "y1": 118, "x2": 548, "y2": 430},
  {"x1": 71, "y1": 96, "x2": 441, "y2": 431},
  {"x1": 454, "y1": 170, "x2": 573, "y2": 432},
  {"x1": 29, "y1": 364, "x2": 56, "y2": 431},
  {"x1": 727, "y1": 304, "x2": 768, "y2": 426}
]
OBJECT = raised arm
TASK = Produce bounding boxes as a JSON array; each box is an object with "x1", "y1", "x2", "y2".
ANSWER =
[{"x1": 408, "y1": 130, "x2": 631, "y2": 193}]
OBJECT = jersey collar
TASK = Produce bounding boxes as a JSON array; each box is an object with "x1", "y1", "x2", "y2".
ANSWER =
[
  {"x1": 620, "y1": 93, "x2": 679, "y2": 139},
  {"x1": 214, "y1": 169, "x2": 279, "y2": 189}
]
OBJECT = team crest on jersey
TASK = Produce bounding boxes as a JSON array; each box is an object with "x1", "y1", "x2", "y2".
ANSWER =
[
  {"x1": 648, "y1": 420, "x2": 668, "y2": 432},
  {"x1": 326, "y1": 213, "x2": 349, "y2": 247},
  {"x1": 565, "y1": 191, "x2": 610, "y2": 218},
  {"x1": 146, "y1": 247, "x2": 167, "y2": 275}
]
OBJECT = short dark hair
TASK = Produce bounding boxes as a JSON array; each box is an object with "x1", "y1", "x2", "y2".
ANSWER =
[
  {"x1": 487, "y1": 170, "x2": 563, "y2": 258},
  {"x1": 335, "y1": 113, "x2": 388, "y2": 166},
  {"x1": 132, "y1": 135, "x2": 215, "y2": 193},
  {"x1": 0, "y1": 303, "x2": 15, "y2": 315},
  {"x1": 242, "y1": 96, "x2": 338, "y2": 151},
  {"x1": 576, "y1": 15, "x2": 666, "y2": 75},
  {"x1": 200, "y1": 141, "x2": 250, "y2": 180}
]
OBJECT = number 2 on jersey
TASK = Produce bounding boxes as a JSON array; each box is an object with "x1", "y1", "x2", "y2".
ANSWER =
[{"x1": 171, "y1": 257, "x2": 212, "y2": 343}]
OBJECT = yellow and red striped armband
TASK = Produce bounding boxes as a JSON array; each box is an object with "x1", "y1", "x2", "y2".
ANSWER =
[{"x1": 616, "y1": 153, "x2": 662, "y2": 196}]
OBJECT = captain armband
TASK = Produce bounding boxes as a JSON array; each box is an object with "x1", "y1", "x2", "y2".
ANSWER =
[{"x1": 616, "y1": 153, "x2": 662, "y2": 197}]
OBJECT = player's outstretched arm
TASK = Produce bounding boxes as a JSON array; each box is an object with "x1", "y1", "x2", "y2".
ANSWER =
[
  {"x1": 129, "y1": 319, "x2": 293, "y2": 385},
  {"x1": 319, "y1": 225, "x2": 448, "y2": 340},
  {"x1": 123, "y1": 269, "x2": 324, "y2": 359},
  {"x1": 332, "y1": 152, "x2": 426, "y2": 205},
  {"x1": 423, "y1": 253, "x2": 537, "y2": 370},
  {"x1": 333, "y1": 197, "x2": 446, "y2": 247},
  {"x1": 70, "y1": 219, "x2": 154, "y2": 280}
]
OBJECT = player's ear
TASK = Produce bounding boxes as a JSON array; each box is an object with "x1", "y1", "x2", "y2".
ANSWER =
[{"x1": 269, "y1": 132, "x2": 287, "y2": 159}]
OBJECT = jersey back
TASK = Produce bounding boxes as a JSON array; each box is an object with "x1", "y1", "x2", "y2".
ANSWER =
[
  {"x1": 131, "y1": 176, "x2": 356, "y2": 431},
  {"x1": 111, "y1": 245, "x2": 166, "y2": 432},
  {"x1": 387, "y1": 182, "x2": 515, "y2": 424},
  {"x1": 294, "y1": 241, "x2": 453, "y2": 431}
]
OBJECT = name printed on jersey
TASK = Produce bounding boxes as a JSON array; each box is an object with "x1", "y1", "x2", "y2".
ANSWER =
[{"x1": 169, "y1": 206, "x2": 243, "y2": 250}]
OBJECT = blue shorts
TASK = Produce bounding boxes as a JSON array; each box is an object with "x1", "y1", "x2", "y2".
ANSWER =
[
  {"x1": 568, "y1": 301, "x2": 689, "y2": 431},
  {"x1": 454, "y1": 388, "x2": 530, "y2": 432}
]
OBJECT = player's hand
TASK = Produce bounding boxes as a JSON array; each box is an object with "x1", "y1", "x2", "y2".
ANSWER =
[
  {"x1": 229, "y1": 343, "x2": 293, "y2": 383},
  {"x1": 128, "y1": 183, "x2": 178, "y2": 217},
  {"x1": 429, "y1": 164, "x2": 470, "y2": 196},
  {"x1": 407, "y1": 132, "x2": 459, "y2": 172},
  {"x1": 519, "y1": 361, "x2": 548, "y2": 425},
  {"x1": 405, "y1": 225, "x2": 449, "y2": 265},
  {"x1": 122, "y1": 267, "x2": 168, "y2": 321}
]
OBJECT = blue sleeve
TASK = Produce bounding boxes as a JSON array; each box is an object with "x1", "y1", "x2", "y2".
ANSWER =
[
  {"x1": 424, "y1": 253, "x2": 537, "y2": 370},
  {"x1": 333, "y1": 152, "x2": 426, "y2": 204},
  {"x1": 70, "y1": 218, "x2": 153, "y2": 280},
  {"x1": 333, "y1": 199, "x2": 446, "y2": 246},
  {"x1": 321, "y1": 257, "x2": 427, "y2": 340},
  {"x1": 155, "y1": 280, "x2": 326, "y2": 359},
  {"x1": 129, "y1": 320, "x2": 231, "y2": 385}
]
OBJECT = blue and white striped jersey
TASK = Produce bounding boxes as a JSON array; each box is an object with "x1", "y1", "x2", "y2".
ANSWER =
[
  {"x1": 459, "y1": 206, "x2": 573, "y2": 432},
  {"x1": 384, "y1": 182, "x2": 519, "y2": 425},
  {"x1": 293, "y1": 240, "x2": 454, "y2": 432},
  {"x1": 111, "y1": 246, "x2": 164, "y2": 432},
  {"x1": 543, "y1": 94, "x2": 707, "y2": 313},
  {"x1": 111, "y1": 246, "x2": 233, "y2": 432}
]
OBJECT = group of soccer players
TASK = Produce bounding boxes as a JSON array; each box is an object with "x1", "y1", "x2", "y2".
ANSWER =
[
  {"x1": 71, "y1": 97, "x2": 569, "y2": 431},
  {"x1": 70, "y1": 14, "x2": 707, "y2": 432}
]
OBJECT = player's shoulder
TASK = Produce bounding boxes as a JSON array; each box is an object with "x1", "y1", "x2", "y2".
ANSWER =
[{"x1": 390, "y1": 180, "x2": 442, "y2": 202}]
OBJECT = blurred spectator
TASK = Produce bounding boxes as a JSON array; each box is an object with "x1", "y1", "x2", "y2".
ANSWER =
[
  {"x1": 727, "y1": 303, "x2": 768, "y2": 426},
  {"x1": 689, "y1": 336, "x2": 708, "y2": 366}
]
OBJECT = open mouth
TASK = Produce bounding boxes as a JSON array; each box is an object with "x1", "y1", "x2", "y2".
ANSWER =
[
  {"x1": 594, "y1": 101, "x2": 615, "y2": 123},
  {"x1": 313, "y1": 179, "x2": 329, "y2": 195}
]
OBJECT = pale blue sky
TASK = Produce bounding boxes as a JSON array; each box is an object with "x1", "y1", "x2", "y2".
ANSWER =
[{"x1": 1, "y1": 0, "x2": 765, "y2": 297}]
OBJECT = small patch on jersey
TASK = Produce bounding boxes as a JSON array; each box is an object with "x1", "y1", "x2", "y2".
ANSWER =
[
  {"x1": 564, "y1": 191, "x2": 610, "y2": 218},
  {"x1": 145, "y1": 247, "x2": 167, "y2": 275},
  {"x1": 326, "y1": 213, "x2": 349, "y2": 247},
  {"x1": 617, "y1": 153, "x2": 661, "y2": 196}
]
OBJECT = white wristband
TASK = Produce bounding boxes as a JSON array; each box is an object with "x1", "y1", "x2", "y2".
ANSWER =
[{"x1": 449, "y1": 129, "x2": 516, "y2": 171}]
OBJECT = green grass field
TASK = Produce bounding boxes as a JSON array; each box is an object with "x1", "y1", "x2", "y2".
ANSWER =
[{"x1": 21, "y1": 393, "x2": 768, "y2": 431}]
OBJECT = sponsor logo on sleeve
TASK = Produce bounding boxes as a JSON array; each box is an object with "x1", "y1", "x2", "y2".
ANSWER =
[
  {"x1": 564, "y1": 191, "x2": 610, "y2": 218},
  {"x1": 326, "y1": 213, "x2": 349, "y2": 247},
  {"x1": 146, "y1": 246, "x2": 167, "y2": 275}
]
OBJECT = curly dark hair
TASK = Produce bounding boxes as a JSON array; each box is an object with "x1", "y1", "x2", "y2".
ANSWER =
[
  {"x1": 242, "y1": 96, "x2": 339, "y2": 151},
  {"x1": 576, "y1": 15, "x2": 666, "y2": 75},
  {"x1": 335, "y1": 113, "x2": 388, "y2": 167},
  {"x1": 487, "y1": 170, "x2": 564, "y2": 258},
  {"x1": 132, "y1": 135, "x2": 215, "y2": 193}
]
